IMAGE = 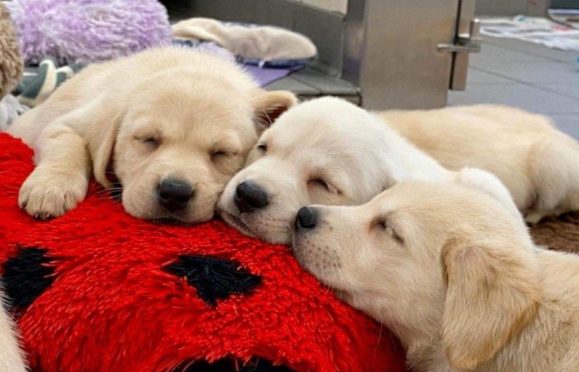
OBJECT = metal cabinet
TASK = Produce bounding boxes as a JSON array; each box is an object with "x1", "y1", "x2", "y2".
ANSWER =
[
  {"x1": 343, "y1": 0, "x2": 480, "y2": 109},
  {"x1": 164, "y1": 0, "x2": 480, "y2": 110}
]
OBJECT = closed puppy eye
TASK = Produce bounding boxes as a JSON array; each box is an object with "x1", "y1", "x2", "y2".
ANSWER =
[
  {"x1": 374, "y1": 219, "x2": 404, "y2": 244},
  {"x1": 210, "y1": 149, "x2": 237, "y2": 160},
  {"x1": 138, "y1": 136, "x2": 160, "y2": 149},
  {"x1": 256, "y1": 143, "x2": 267, "y2": 152},
  {"x1": 308, "y1": 178, "x2": 340, "y2": 194}
]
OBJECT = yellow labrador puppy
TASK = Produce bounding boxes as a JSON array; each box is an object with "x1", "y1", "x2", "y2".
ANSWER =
[
  {"x1": 0, "y1": 290, "x2": 25, "y2": 371},
  {"x1": 292, "y1": 174, "x2": 579, "y2": 372},
  {"x1": 8, "y1": 46, "x2": 296, "y2": 222},
  {"x1": 219, "y1": 97, "x2": 579, "y2": 244},
  {"x1": 218, "y1": 97, "x2": 519, "y2": 244},
  {"x1": 383, "y1": 105, "x2": 579, "y2": 223}
]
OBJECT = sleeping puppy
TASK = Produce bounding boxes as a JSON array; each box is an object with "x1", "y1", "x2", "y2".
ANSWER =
[
  {"x1": 8, "y1": 46, "x2": 296, "y2": 223},
  {"x1": 292, "y1": 173, "x2": 579, "y2": 372},
  {"x1": 382, "y1": 105, "x2": 579, "y2": 223},
  {"x1": 0, "y1": 289, "x2": 26, "y2": 371},
  {"x1": 218, "y1": 97, "x2": 519, "y2": 244},
  {"x1": 219, "y1": 97, "x2": 579, "y2": 243}
]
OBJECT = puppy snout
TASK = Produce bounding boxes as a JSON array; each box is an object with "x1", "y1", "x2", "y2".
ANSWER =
[
  {"x1": 234, "y1": 181, "x2": 269, "y2": 213},
  {"x1": 295, "y1": 206, "x2": 318, "y2": 230},
  {"x1": 158, "y1": 178, "x2": 194, "y2": 213}
]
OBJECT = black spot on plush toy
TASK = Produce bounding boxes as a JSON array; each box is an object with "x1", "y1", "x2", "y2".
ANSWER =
[
  {"x1": 173, "y1": 357, "x2": 293, "y2": 372},
  {"x1": 3, "y1": 247, "x2": 55, "y2": 314},
  {"x1": 163, "y1": 255, "x2": 262, "y2": 307},
  {"x1": 0, "y1": 133, "x2": 406, "y2": 371}
]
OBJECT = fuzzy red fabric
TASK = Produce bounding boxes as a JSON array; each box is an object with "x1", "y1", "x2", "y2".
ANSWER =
[{"x1": 0, "y1": 133, "x2": 406, "y2": 372}]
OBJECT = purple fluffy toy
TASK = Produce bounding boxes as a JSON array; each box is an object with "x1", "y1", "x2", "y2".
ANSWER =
[{"x1": 7, "y1": 0, "x2": 172, "y2": 65}]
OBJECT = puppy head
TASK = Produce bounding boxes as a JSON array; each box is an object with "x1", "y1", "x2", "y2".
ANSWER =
[
  {"x1": 218, "y1": 97, "x2": 402, "y2": 244},
  {"x1": 292, "y1": 179, "x2": 539, "y2": 369},
  {"x1": 90, "y1": 66, "x2": 295, "y2": 224}
]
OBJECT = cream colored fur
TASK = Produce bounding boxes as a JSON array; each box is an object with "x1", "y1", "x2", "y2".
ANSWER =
[
  {"x1": 8, "y1": 46, "x2": 296, "y2": 222},
  {"x1": 292, "y1": 175, "x2": 579, "y2": 372},
  {"x1": 172, "y1": 18, "x2": 317, "y2": 61},
  {"x1": 0, "y1": 289, "x2": 25, "y2": 372},
  {"x1": 219, "y1": 97, "x2": 520, "y2": 244},
  {"x1": 382, "y1": 105, "x2": 579, "y2": 223}
]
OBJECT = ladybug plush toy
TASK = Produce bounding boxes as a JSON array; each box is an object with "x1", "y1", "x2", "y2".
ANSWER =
[{"x1": 0, "y1": 133, "x2": 406, "y2": 371}]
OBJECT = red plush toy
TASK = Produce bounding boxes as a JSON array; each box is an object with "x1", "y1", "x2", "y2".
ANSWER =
[{"x1": 0, "y1": 133, "x2": 406, "y2": 372}]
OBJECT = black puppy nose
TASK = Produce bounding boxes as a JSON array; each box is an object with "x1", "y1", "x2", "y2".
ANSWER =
[
  {"x1": 296, "y1": 206, "x2": 318, "y2": 230},
  {"x1": 158, "y1": 179, "x2": 194, "y2": 213},
  {"x1": 234, "y1": 181, "x2": 268, "y2": 213}
]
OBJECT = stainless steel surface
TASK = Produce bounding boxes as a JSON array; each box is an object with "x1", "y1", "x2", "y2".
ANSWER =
[
  {"x1": 446, "y1": 0, "x2": 480, "y2": 90},
  {"x1": 343, "y1": 0, "x2": 461, "y2": 109},
  {"x1": 184, "y1": 0, "x2": 475, "y2": 110},
  {"x1": 437, "y1": 20, "x2": 482, "y2": 54}
]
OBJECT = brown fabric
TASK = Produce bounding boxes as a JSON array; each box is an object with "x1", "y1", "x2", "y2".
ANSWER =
[
  {"x1": 0, "y1": 3, "x2": 22, "y2": 98},
  {"x1": 530, "y1": 212, "x2": 579, "y2": 254}
]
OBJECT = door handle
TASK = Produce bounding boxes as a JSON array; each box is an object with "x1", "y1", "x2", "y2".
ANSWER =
[
  {"x1": 437, "y1": 0, "x2": 480, "y2": 91},
  {"x1": 437, "y1": 18, "x2": 482, "y2": 54}
]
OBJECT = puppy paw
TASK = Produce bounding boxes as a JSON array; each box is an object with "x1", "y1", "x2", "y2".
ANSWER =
[
  {"x1": 525, "y1": 211, "x2": 546, "y2": 225},
  {"x1": 18, "y1": 170, "x2": 88, "y2": 219}
]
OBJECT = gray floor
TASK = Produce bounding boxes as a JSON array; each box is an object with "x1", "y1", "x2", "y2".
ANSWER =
[{"x1": 449, "y1": 36, "x2": 579, "y2": 138}]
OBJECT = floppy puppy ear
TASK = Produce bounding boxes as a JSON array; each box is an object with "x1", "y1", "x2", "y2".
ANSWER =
[
  {"x1": 86, "y1": 109, "x2": 124, "y2": 189},
  {"x1": 441, "y1": 238, "x2": 539, "y2": 369},
  {"x1": 455, "y1": 167, "x2": 520, "y2": 218},
  {"x1": 252, "y1": 89, "x2": 297, "y2": 132}
]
